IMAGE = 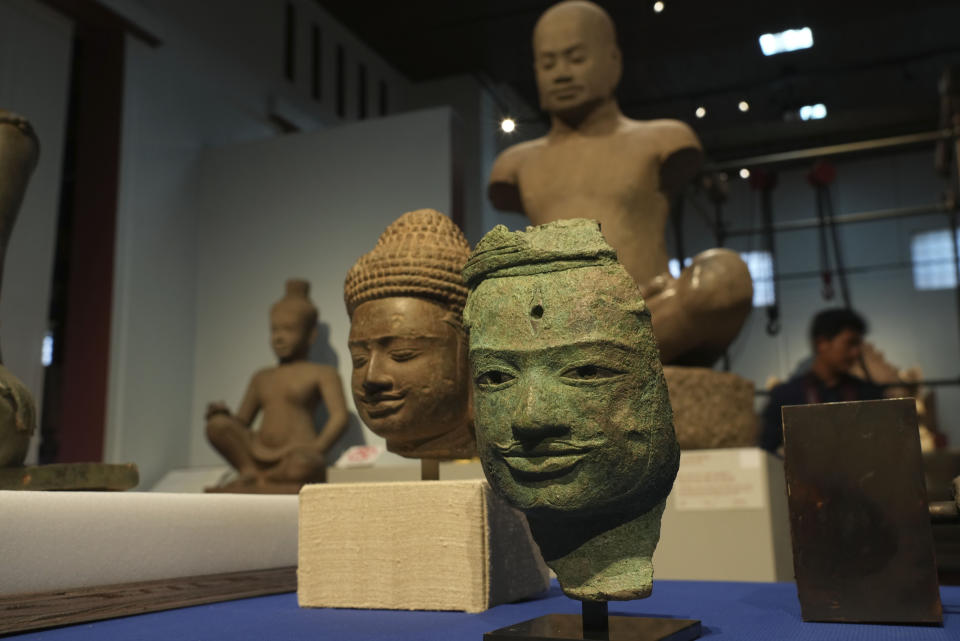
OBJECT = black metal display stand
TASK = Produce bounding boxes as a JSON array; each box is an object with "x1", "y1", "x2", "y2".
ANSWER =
[
  {"x1": 483, "y1": 601, "x2": 701, "y2": 641},
  {"x1": 420, "y1": 458, "x2": 439, "y2": 481}
]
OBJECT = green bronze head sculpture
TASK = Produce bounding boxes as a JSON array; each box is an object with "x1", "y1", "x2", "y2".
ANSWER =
[{"x1": 462, "y1": 219, "x2": 679, "y2": 601}]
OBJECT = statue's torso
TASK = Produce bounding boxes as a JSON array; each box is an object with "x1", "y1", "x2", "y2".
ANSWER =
[
  {"x1": 502, "y1": 119, "x2": 692, "y2": 285},
  {"x1": 254, "y1": 362, "x2": 324, "y2": 450}
]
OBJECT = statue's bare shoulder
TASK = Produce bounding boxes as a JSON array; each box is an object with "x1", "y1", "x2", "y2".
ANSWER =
[
  {"x1": 491, "y1": 137, "x2": 548, "y2": 182},
  {"x1": 488, "y1": 137, "x2": 549, "y2": 213},
  {"x1": 620, "y1": 118, "x2": 701, "y2": 155},
  {"x1": 250, "y1": 367, "x2": 273, "y2": 385},
  {"x1": 622, "y1": 118, "x2": 703, "y2": 193}
]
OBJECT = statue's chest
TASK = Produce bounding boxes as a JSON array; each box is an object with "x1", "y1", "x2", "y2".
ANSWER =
[
  {"x1": 260, "y1": 370, "x2": 319, "y2": 406},
  {"x1": 517, "y1": 138, "x2": 661, "y2": 213}
]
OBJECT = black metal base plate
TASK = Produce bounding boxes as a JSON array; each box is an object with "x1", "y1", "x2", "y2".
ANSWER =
[{"x1": 483, "y1": 614, "x2": 701, "y2": 641}]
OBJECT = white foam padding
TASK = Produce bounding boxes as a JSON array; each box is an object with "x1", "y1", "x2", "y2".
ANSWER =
[{"x1": 0, "y1": 491, "x2": 298, "y2": 595}]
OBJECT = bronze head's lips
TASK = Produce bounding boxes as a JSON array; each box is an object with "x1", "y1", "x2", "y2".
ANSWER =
[
  {"x1": 492, "y1": 439, "x2": 603, "y2": 456},
  {"x1": 503, "y1": 452, "x2": 588, "y2": 478},
  {"x1": 493, "y1": 440, "x2": 603, "y2": 480}
]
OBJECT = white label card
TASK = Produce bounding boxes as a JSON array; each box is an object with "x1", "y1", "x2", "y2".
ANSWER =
[
  {"x1": 672, "y1": 448, "x2": 767, "y2": 511},
  {"x1": 333, "y1": 445, "x2": 385, "y2": 469}
]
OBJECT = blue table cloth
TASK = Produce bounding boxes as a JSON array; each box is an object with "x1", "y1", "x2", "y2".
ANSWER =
[{"x1": 11, "y1": 580, "x2": 960, "y2": 640}]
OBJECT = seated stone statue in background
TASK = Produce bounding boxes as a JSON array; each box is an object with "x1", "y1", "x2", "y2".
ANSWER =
[
  {"x1": 0, "y1": 110, "x2": 39, "y2": 468},
  {"x1": 344, "y1": 209, "x2": 475, "y2": 460},
  {"x1": 206, "y1": 279, "x2": 348, "y2": 491},
  {"x1": 488, "y1": 0, "x2": 752, "y2": 366},
  {"x1": 463, "y1": 219, "x2": 680, "y2": 601}
]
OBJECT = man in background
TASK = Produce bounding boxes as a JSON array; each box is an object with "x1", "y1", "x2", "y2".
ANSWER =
[{"x1": 760, "y1": 308, "x2": 884, "y2": 453}]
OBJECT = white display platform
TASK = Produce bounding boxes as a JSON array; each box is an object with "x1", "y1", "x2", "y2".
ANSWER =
[
  {"x1": 655, "y1": 447, "x2": 794, "y2": 582},
  {"x1": 0, "y1": 491, "x2": 298, "y2": 596},
  {"x1": 150, "y1": 466, "x2": 230, "y2": 492},
  {"x1": 328, "y1": 449, "x2": 793, "y2": 583}
]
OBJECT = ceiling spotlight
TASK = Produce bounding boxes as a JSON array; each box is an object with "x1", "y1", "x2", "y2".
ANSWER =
[
  {"x1": 739, "y1": 168, "x2": 751, "y2": 179},
  {"x1": 653, "y1": 1, "x2": 665, "y2": 13},
  {"x1": 759, "y1": 27, "x2": 814, "y2": 56},
  {"x1": 799, "y1": 103, "x2": 827, "y2": 121},
  {"x1": 500, "y1": 117, "x2": 516, "y2": 133},
  {"x1": 738, "y1": 100, "x2": 750, "y2": 112},
  {"x1": 695, "y1": 106, "x2": 706, "y2": 119}
]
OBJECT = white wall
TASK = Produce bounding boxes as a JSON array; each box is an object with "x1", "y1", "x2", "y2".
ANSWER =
[
  {"x1": 674, "y1": 149, "x2": 960, "y2": 441},
  {"x1": 0, "y1": 0, "x2": 72, "y2": 463},
  {"x1": 103, "y1": 0, "x2": 414, "y2": 487},
  {"x1": 189, "y1": 108, "x2": 456, "y2": 468}
]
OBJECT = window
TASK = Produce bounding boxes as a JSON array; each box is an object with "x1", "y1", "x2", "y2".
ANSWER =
[
  {"x1": 42, "y1": 331, "x2": 54, "y2": 367},
  {"x1": 669, "y1": 250, "x2": 775, "y2": 307},
  {"x1": 740, "y1": 250, "x2": 775, "y2": 307},
  {"x1": 667, "y1": 257, "x2": 691, "y2": 278},
  {"x1": 911, "y1": 229, "x2": 960, "y2": 290},
  {"x1": 758, "y1": 27, "x2": 813, "y2": 56}
]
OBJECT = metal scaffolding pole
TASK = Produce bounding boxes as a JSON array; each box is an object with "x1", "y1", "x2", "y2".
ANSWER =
[
  {"x1": 705, "y1": 128, "x2": 957, "y2": 172},
  {"x1": 724, "y1": 202, "x2": 950, "y2": 237},
  {"x1": 756, "y1": 377, "x2": 960, "y2": 396}
]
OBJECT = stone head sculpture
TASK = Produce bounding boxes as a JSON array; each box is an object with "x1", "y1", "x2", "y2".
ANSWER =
[
  {"x1": 533, "y1": 0, "x2": 622, "y2": 121},
  {"x1": 270, "y1": 279, "x2": 318, "y2": 363},
  {"x1": 462, "y1": 219, "x2": 679, "y2": 601},
  {"x1": 344, "y1": 210, "x2": 475, "y2": 460}
]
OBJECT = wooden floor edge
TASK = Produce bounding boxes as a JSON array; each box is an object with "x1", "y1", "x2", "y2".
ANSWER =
[{"x1": 0, "y1": 566, "x2": 297, "y2": 635}]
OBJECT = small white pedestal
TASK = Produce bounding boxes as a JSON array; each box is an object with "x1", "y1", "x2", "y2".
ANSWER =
[{"x1": 655, "y1": 447, "x2": 793, "y2": 582}]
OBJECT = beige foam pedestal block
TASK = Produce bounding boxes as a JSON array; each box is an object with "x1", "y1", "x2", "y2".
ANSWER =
[
  {"x1": 298, "y1": 480, "x2": 549, "y2": 612},
  {"x1": 664, "y1": 366, "x2": 757, "y2": 449},
  {"x1": 655, "y1": 448, "x2": 793, "y2": 582}
]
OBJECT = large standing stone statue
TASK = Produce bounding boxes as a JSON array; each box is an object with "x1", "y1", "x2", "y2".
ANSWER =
[
  {"x1": 488, "y1": 0, "x2": 752, "y2": 367},
  {"x1": 462, "y1": 219, "x2": 679, "y2": 601},
  {"x1": 206, "y1": 279, "x2": 349, "y2": 492},
  {"x1": 344, "y1": 209, "x2": 475, "y2": 460},
  {"x1": 0, "y1": 110, "x2": 39, "y2": 468}
]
